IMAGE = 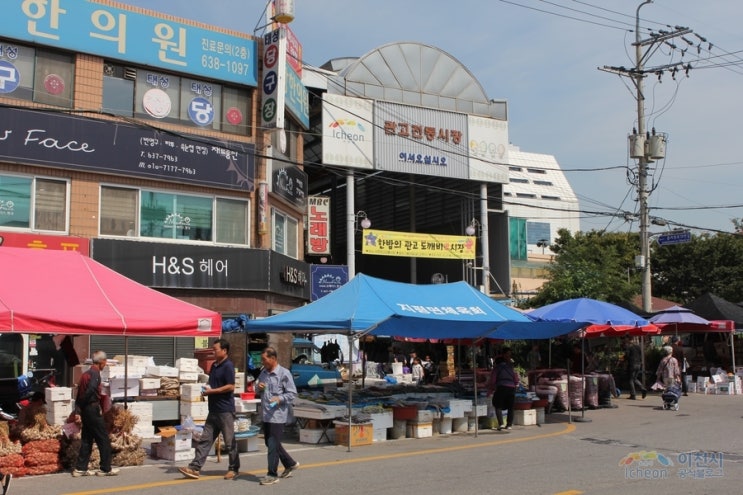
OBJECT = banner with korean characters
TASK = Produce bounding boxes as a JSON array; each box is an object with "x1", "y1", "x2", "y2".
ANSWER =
[{"x1": 360, "y1": 229, "x2": 476, "y2": 260}]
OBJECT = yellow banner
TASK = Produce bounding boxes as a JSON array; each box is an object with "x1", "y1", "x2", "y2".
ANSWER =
[{"x1": 361, "y1": 229, "x2": 476, "y2": 259}]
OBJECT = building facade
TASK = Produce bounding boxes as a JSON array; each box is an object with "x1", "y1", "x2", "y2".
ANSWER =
[{"x1": 0, "y1": 1, "x2": 310, "y2": 365}]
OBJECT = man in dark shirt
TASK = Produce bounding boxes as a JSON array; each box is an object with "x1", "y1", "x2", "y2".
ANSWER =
[
  {"x1": 179, "y1": 339, "x2": 239, "y2": 481},
  {"x1": 623, "y1": 336, "x2": 647, "y2": 400},
  {"x1": 73, "y1": 350, "x2": 119, "y2": 477}
]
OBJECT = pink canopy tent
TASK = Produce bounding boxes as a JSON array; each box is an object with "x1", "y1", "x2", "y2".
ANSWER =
[{"x1": 0, "y1": 246, "x2": 221, "y2": 337}]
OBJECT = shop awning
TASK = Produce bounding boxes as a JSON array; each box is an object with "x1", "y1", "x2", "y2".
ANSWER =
[{"x1": 0, "y1": 246, "x2": 220, "y2": 337}]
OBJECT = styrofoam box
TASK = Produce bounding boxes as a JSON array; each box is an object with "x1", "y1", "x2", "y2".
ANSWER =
[
  {"x1": 234, "y1": 372, "x2": 245, "y2": 394},
  {"x1": 293, "y1": 404, "x2": 345, "y2": 420},
  {"x1": 123, "y1": 401, "x2": 153, "y2": 416},
  {"x1": 180, "y1": 383, "x2": 203, "y2": 400},
  {"x1": 161, "y1": 430, "x2": 192, "y2": 451},
  {"x1": 406, "y1": 422, "x2": 433, "y2": 438},
  {"x1": 179, "y1": 371, "x2": 199, "y2": 382},
  {"x1": 687, "y1": 383, "x2": 697, "y2": 393},
  {"x1": 237, "y1": 435, "x2": 260, "y2": 452},
  {"x1": 373, "y1": 427, "x2": 387, "y2": 442},
  {"x1": 108, "y1": 378, "x2": 139, "y2": 399},
  {"x1": 370, "y1": 411, "x2": 393, "y2": 430},
  {"x1": 180, "y1": 401, "x2": 209, "y2": 418},
  {"x1": 416, "y1": 410, "x2": 434, "y2": 423},
  {"x1": 468, "y1": 404, "x2": 488, "y2": 417},
  {"x1": 139, "y1": 378, "x2": 161, "y2": 390},
  {"x1": 157, "y1": 444, "x2": 195, "y2": 462},
  {"x1": 175, "y1": 358, "x2": 199, "y2": 371},
  {"x1": 299, "y1": 427, "x2": 335, "y2": 444},
  {"x1": 235, "y1": 400, "x2": 257, "y2": 413},
  {"x1": 146, "y1": 365, "x2": 178, "y2": 378},
  {"x1": 132, "y1": 424, "x2": 155, "y2": 438},
  {"x1": 46, "y1": 409, "x2": 71, "y2": 425},
  {"x1": 514, "y1": 409, "x2": 537, "y2": 426},
  {"x1": 114, "y1": 355, "x2": 151, "y2": 368},
  {"x1": 697, "y1": 376, "x2": 710, "y2": 386},
  {"x1": 47, "y1": 399, "x2": 74, "y2": 414},
  {"x1": 45, "y1": 386, "x2": 72, "y2": 402},
  {"x1": 716, "y1": 385, "x2": 734, "y2": 395}
]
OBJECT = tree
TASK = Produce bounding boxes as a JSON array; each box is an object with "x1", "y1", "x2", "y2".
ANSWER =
[
  {"x1": 522, "y1": 229, "x2": 640, "y2": 308},
  {"x1": 651, "y1": 232, "x2": 743, "y2": 304}
]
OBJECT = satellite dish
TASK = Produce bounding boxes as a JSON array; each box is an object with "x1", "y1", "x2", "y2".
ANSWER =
[{"x1": 431, "y1": 273, "x2": 446, "y2": 284}]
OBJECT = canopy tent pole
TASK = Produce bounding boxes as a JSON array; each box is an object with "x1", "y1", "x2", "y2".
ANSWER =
[
  {"x1": 572, "y1": 333, "x2": 591, "y2": 423},
  {"x1": 730, "y1": 333, "x2": 736, "y2": 383},
  {"x1": 472, "y1": 346, "x2": 478, "y2": 438},
  {"x1": 346, "y1": 335, "x2": 354, "y2": 452},
  {"x1": 123, "y1": 336, "x2": 129, "y2": 410}
]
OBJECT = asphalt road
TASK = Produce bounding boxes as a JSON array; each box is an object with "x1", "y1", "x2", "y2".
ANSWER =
[{"x1": 11, "y1": 391, "x2": 743, "y2": 495}]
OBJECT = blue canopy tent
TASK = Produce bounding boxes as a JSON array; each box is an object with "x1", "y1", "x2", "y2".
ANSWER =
[
  {"x1": 245, "y1": 274, "x2": 582, "y2": 340},
  {"x1": 243, "y1": 274, "x2": 583, "y2": 449}
]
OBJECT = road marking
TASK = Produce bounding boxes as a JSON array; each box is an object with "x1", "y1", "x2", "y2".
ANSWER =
[
  {"x1": 61, "y1": 423, "x2": 576, "y2": 494},
  {"x1": 553, "y1": 491, "x2": 583, "y2": 495}
]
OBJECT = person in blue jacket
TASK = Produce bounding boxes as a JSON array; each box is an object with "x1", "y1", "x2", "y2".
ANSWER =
[{"x1": 256, "y1": 346, "x2": 299, "y2": 485}]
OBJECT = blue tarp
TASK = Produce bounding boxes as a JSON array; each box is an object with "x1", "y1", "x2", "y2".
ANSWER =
[{"x1": 245, "y1": 274, "x2": 582, "y2": 340}]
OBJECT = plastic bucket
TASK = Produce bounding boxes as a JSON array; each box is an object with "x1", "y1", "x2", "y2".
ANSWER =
[
  {"x1": 392, "y1": 362, "x2": 403, "y2": 375},
  {"x1": 390, "y1": 419, "x2": 407, "y2": 439},
  {"x1": 452, "y1": 417, "x2": 468, "y2": 433},
  {"x1": 439, "y1": 417, "x2": 453, "y2": 434}
]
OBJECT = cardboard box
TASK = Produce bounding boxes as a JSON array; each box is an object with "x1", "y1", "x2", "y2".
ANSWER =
[
  {"x1": 45, "y1": 387, "x2": 72, "y2": 402},
  {"x1": 334, "y1": 423, "x2": 373, "y2": 446},
  {"x1": 160, "y1": 430, "x2": 192, "y2": 451}
]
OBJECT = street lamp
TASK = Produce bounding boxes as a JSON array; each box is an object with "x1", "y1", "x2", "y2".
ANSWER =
[{"x1": 348, "y1": 211, "x2": 372, "y2": 279}]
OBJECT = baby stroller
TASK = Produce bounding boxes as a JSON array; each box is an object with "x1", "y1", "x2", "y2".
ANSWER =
[{"x1": 661, "y1": 384, "x2": 681, "y2": 411}]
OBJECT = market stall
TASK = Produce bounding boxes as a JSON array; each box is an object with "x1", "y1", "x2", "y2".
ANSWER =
[{"x1": 0, "y1": 247, "x2": 221, "y2": 476}]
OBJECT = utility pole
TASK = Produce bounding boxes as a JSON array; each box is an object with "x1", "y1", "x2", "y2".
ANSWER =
[{"x1": 600, "y1": 0, "x2": 692, "y2": 313}]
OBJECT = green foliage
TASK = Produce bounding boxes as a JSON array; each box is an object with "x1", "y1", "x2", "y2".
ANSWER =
[
  {"x1": 523, "y1": 229, "x2": 640, "y2": 307},
  {"x1": 651, "y1": 232, "x2": 743, "y2": 303}
]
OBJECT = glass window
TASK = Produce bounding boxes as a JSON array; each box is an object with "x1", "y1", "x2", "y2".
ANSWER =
[
  {"x1": 0, "y1": 43, "x2": 73, "y2": 107},
  {"x1": 102, "y1": 75, "x2": 134, "y2": 116},
  {"x1": 180, "y1": 78, "x2": 221, "y2": 130},
  {"x1": 272, "y1": 208, "x2": 298, "y2": 258},
  {"x1": 33, "y1": 50, "x2": 74, "y2": 107},
  {"x1": 216, "y1": 198, "x2": 249, "y2": 244},
  {"x1": 221, "y1": 86, "x2": 252, "y2": 136},
  {"x1": 0, "y1": 175, "x2": 66, "y2": 231},
  {"x1": 102, "y1": 187, "x2": 247, "y2": 245},
  {"x1": 0, "y1": 175, "x2": 32, "y2": 229},
  {"x1": 140, "y1": 191, "x2": 212, "y2": 241},
  {"x1": 135, "y1": 70, "x2": 180, "y2": 122},
  {"x1": 34, "y1": 179, "x2": 67, "y2": 231},
  {"x1": 100, "y1": 186, "x2": 138, "y2": 236},
  {"x1": 101, "y1": 62, "x2": 252, "y2": 135}
]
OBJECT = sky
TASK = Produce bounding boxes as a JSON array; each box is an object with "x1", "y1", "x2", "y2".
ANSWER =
[{"x1": 115, "y1": 0, "x2": 743, "y2": 235}]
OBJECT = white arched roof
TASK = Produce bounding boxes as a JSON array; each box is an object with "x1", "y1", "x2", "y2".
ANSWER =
[{"x1": 326, "y1": 42, "x2": 505, "y2": 119}]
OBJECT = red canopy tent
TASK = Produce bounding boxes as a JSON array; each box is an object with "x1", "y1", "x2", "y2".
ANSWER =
[{"x1": 0, "y1": 246, "x2": 221, "y2": 337}]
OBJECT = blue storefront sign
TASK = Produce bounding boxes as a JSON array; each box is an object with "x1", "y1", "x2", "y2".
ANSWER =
[
  {"x1": 4, "y1": 0, "x2": 257, "y2": 86},
  {"x1": 310, "y1": 265, "x2": 349, "y2": 301}
]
